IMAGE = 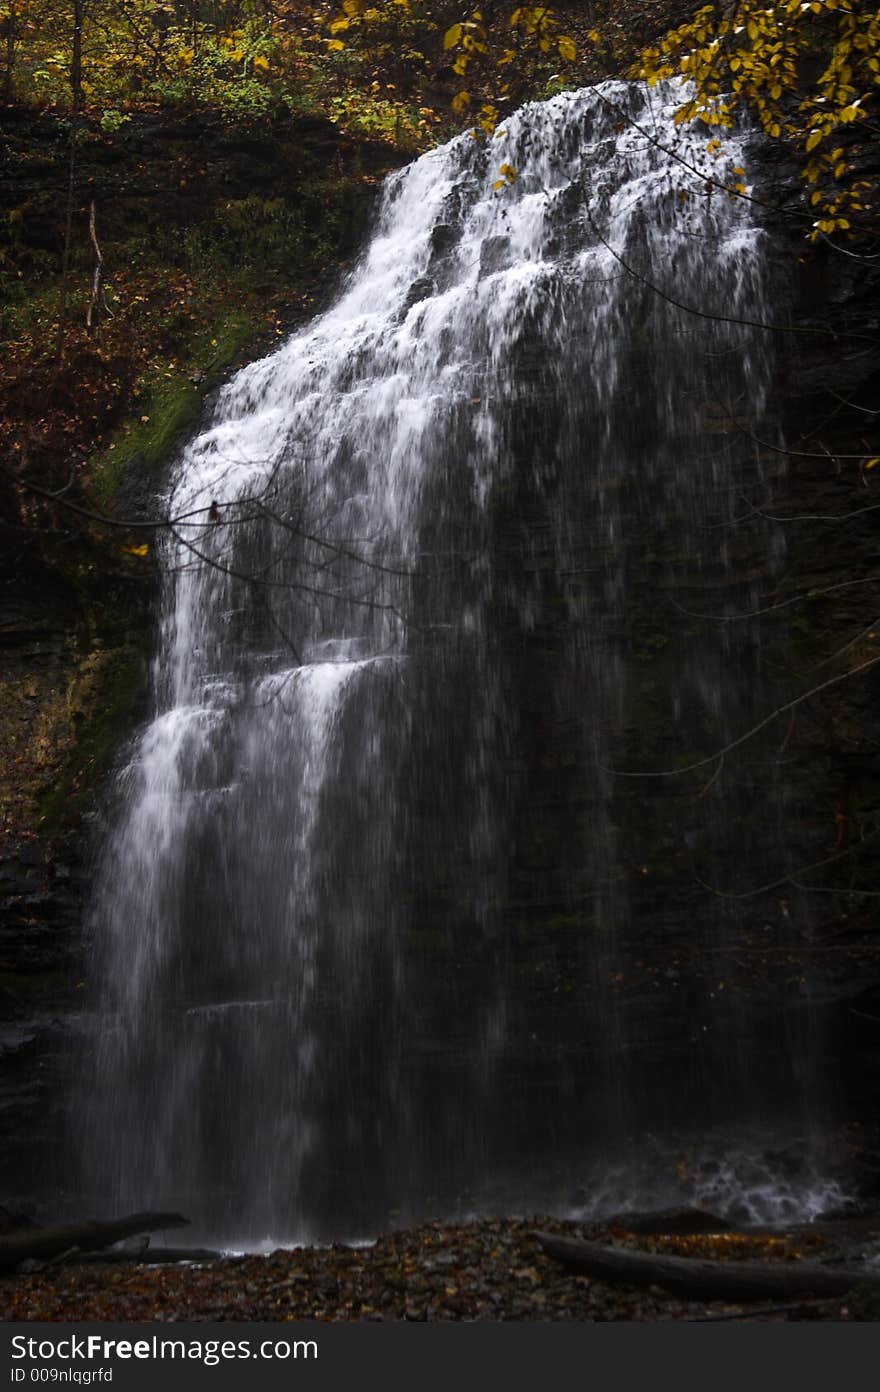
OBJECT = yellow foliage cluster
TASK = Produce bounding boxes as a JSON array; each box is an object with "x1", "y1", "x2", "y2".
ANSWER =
[
  {"x1": 636, "y1": 0, "x2": 880, "y2": 239},
  {"x1": 441, "y1": 5, "x2": 577, "y2": 138},
  {"x1": 324, "y1": 0, "x2": 412, "y2": 51}
]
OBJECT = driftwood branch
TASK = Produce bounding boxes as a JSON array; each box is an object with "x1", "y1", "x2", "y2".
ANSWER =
[
  {"x1": 533, "y1": 1232, "x2": 880, "y2": 1301},
  {"x1": 72, "y1": 1246, "x2": 222, "y2": 1267},
  {"x1": 86, "y1": 199, "x2": 112, "y2": 332},
  {"x1": 692, "y1": 1297, "x2": 844, "y2": 1322},
  {"x1": 0, "y1": 1212, "x2": 188, "y2": 1273},
  {"x1": 599, "y1": 1207, "x2": 731, "y2": 1236}
]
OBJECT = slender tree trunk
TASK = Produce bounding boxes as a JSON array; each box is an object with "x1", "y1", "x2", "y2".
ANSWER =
[
  {"x1": 2, "y1": 4, "x2": 17, "y2": 102},
  {"x1": 86, "y1": 198, "x2": 112, "y2": 332},
  {"x1": 56, "y1": 127, "x2": 77, "y2": 361},
  {"x1": 71, "y1": 0, "x2": 84, "y2": 110}
]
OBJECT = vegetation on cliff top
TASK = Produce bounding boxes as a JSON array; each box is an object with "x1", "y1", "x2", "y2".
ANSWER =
[
  {"x1": 1, "y1": 1, "x2": 875, "y2": 533},
  {"x1": 0, "y1": 0, "x2": 683, "y2": 584}
]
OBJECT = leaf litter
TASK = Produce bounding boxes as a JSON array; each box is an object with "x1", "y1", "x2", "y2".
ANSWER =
[{"x1": 0, "y1": 1217, "x2": 870, "y2": 1322}]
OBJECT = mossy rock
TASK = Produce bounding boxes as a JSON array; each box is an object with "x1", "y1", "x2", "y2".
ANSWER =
[
  {"x1": 89, "y1": 308, "x2": 259, "y2": 509},
  {"x1": 39, "y1": 643, "x2": 147, "y2": 838},
  {"x1": 90, "y1": 378, "x2": 201, "y2": 508}
]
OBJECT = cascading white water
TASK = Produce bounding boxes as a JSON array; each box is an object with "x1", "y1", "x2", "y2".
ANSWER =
[{"x1": 83, "y1": 79, "x2": 842, "y2": 1241}]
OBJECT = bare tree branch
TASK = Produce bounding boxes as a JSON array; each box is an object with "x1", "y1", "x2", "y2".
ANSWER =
[{"x1": 605, "y1": 653, "x2": 880, "y2": 779}]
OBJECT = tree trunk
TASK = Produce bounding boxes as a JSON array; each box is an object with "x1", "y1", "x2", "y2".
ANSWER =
[
  {"x1": 2, "y1": 3, "x2": 17, "y2": 102},
  {"x1": 0, "y1": 1213, "x2": 188, "y2": 1273},
  {"x1": 72, "y1": 1246, "x2": 221, "y2": 1267},
  {"x1": 86, "y1": 198, "x2": 111, "y2": 332},
  {"x1": 55, "y1": 126, "x2": 77, "y2": 361},
  {"x1": 71, "y1": 0, "x2": 84, "y2": 110},
  {"x1": 533, "y1": 1231, "x2": 880, "y2": 1301}
]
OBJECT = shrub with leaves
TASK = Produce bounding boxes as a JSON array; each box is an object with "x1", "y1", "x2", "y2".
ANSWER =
[
  {"x1": 636, "y1": 0, "x2": 880, "y2": 240},
  {"x1": 442, "y1": 5, "x2": 579, "y2": 134}
]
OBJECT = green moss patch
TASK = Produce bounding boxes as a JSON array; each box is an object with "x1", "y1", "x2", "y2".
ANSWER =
[
  {"x1": 39, "y1": 643, "x2": 146, "y2": 838},
  {"x1": 89, "y1": 376, "x2": 201, "y2": 508}
]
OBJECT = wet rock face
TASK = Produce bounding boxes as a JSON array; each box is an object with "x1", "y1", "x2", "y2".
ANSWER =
[
  {"x1": 0, "y1": 581, "x2": 87, "y2": 1212},
  {"x1": 479, "y1": 234, "x2": 511, "y2": 276},
  {"x1": 402, "y1": 276, "x2": 436, "y2": 313},
  {"x1": 0, "y1": 829, "x2": 84, "y2": 1213},
  {"x1": 0, "y1": 553, "x2": 151, "y2": 1213},
  {"x1": 753, "y1": 136, "x2": 880, "y2": 1128}
]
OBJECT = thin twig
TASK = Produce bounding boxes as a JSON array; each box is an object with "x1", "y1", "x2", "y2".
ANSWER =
[{"x1": 605, "y1": 653, "x2": 880, "y2": 778}]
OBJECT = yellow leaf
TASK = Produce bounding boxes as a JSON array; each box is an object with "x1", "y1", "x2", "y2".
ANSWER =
[
  {"x1": 121, "y1": 542, "x2": 149, "y2": 557},
  {"x1": 557, "y1": 35, "x2": 576, "y2": 61},
  {"x1": 805, "y1": 129, "x2": 823, "y2": 150},
  {"x1": 444, "y1": 22, "x2": 462, "y2": 48},
  {"x1": 865, "y1": 458, "x2": 880, "y2": 470},
  {"x1": 253, "y1": 54, "x2": 269, "y2": 70},
  {"x1": 452, "y1": 89, "x2": 471, "y2": 112},
  {"x1": 326, "y1": 38, "x2": 345, "y2": 50}
]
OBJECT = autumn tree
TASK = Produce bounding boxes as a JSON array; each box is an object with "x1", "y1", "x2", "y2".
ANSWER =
[
  {"x1": 636, "y1": 0, "x2": 880, "y2": 239},
  {"x1": 440, "y1": 5, "x2": 579, "y2": 132}
]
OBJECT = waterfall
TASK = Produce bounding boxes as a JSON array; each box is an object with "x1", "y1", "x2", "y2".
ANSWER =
[{"x1": 82, "y1": 79, "x2": 844, "y2": 1242}]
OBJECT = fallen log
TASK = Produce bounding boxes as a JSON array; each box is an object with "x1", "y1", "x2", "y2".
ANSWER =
[
  {"x1": 533, "y1": 1232, "x2": 880, "y2": 1301},
  {"x1": 599, "y1": 1207, "x2": 731, "y2": 1236},
  {"x1": 0, "y1": 1213, "x2": 188, "y2": 1274},
  {"x1": 692, "y1": 1297, "x2": 844, "y2": 1322},
  {"x1": 74, "y1": 1247, "x2": 221, "y2": 1266}
]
